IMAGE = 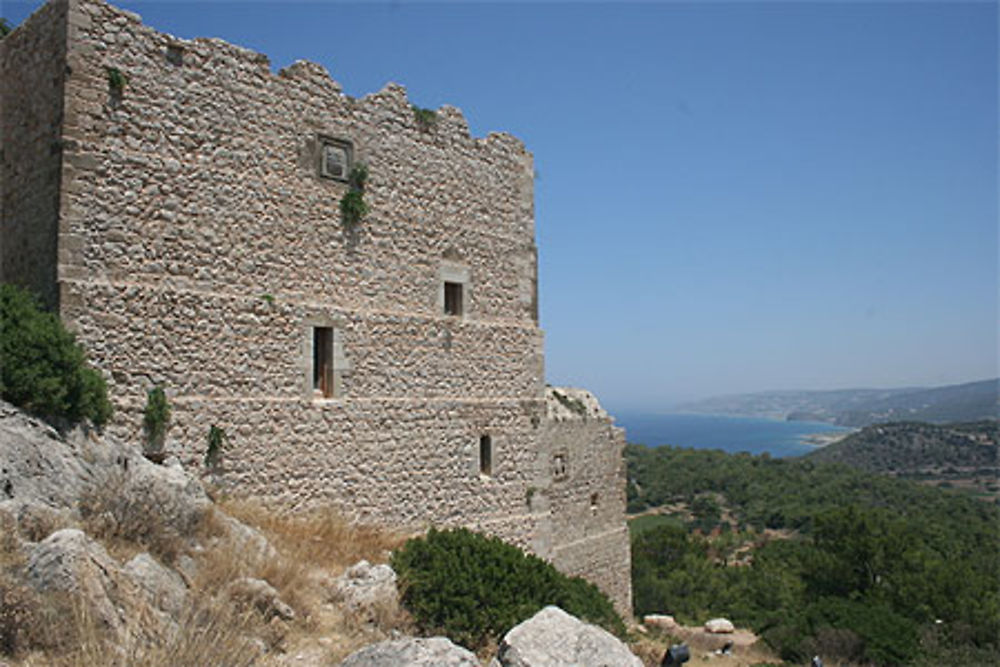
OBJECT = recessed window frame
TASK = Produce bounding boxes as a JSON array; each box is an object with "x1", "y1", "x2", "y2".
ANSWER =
[
  {"x1": 313, "y1": 327, "x2": 334, "y2": 398},
  {"x1": 439, "y1": 261, "x2": 470, "y2": 320},
  {"x1": 479, "y1": 435, "x2": 493, "y2": 477},
  {"x1": 318, "y1": 136, "x2": 353, "y2": 182},
  {"x1": 444, "y1": 281, "x2": 464, "y2": 317},
  {"x1": 304, "y1": 317, "x2": 351, "y2": 401}
]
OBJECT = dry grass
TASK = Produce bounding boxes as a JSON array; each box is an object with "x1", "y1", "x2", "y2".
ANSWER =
[
  {"x1": 78, "y1": 470, "x2": 191, "y2": 565},
  {"x1": 219, "y1": 498, "x2": 408, "y2": 572}
]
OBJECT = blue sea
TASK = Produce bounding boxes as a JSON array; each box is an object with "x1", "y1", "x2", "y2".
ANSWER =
[{"x1": 614, "y1": 412, "x2": 851, "y2": 458}]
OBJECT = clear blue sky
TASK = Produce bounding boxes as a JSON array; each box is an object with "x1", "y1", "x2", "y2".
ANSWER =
[{"x1": 5, "y1": 0, "x2": 998, "y2": 411}]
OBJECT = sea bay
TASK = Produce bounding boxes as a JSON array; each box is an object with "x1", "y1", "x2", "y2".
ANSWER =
[{"x1": 615, "y1": 412, "x2": 852, "y2": 458}]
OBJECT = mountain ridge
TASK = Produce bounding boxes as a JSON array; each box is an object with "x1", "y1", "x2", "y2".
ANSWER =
[{"x1": 677, "y1": 378, "x2": 998, "y2": 426}]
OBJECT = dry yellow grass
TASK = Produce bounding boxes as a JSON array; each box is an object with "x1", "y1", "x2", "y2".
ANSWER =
[{"x1": 219, "y1": 498, "x2": 408, "y2": 572}]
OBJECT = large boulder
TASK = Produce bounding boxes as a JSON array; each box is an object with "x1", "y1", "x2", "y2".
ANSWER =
[
  {"x1": 124, "y1": 552, "x2": 187, "y2": 616},
  {"x1": 25, "y1": 529, "x2": 141, "y2": 639},
  {"x1": 495, "y1": 606, "x2": 642, "y2": 667},
  {"x1": 339, "y1": 637, "x2": 480, "y2": 666}
]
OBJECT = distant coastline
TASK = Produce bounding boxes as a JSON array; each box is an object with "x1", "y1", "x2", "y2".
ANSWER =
[{"x1": 616, "y1": 412, "x2": 852, "y2": 458}]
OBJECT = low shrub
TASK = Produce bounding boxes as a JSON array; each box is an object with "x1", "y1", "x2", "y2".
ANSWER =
[
  {"x1": 0, "y1": 283, "x2": 111, "y2": 427},
  {"x1": 391, "y1": 527, "x2": 624, "y2": 650}
]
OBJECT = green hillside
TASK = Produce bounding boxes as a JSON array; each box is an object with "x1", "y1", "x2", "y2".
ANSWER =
[
  {"x1": 627, "y1": 443, "x2": 1000, "y2": 665},
  {"x1": 805, "y1": 421, "x2": 998, "y2": 498}
]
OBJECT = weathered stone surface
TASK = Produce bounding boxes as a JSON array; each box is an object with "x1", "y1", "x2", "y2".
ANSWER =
[
  {"x1": 0, "y1": 402, "x2": 91, "y2": 512},
  {"x1": 704, "y1": 618, "x2": 735, "y2": 634},
  {"x1": 338, "y1": 636, "x2": 479, "y2": 667},
  {"x1": 25, "y1": 529, "x2": 137, "y2": 637},
  {"x1": 224, "y1": 577, "x2": 295, "y2": 621},
  {"x1": 496, "y1": 606, "x2": 642, "y2": 667},
  {"x1": 124, "y1": 551, "x2": 187, "y2": 615},
  {"x1": 332, "y1": 559, "x2": 398, "y2": 616}
]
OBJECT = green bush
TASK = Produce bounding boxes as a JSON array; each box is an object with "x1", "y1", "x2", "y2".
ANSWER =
[
  {"x1": 0, "y1": 284, "x2": 111, "y2": 427},
  {"x1": 391, "y1": 527, "x2": 624, "y2": 649}
]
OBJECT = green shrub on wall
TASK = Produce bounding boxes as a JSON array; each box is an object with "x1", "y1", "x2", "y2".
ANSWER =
[
  {"x1": 391, "y1": 527, "x2": 624, "y2": 650},
  {"x1": 340, "y1": 163, "x2": 370, "y2": 227},
  {"x1": 143, "y1": 386, "x2": 170, "y2": 456},
  {"x1": 0, "y1": 283, "x2": 111, "y2": 427}
]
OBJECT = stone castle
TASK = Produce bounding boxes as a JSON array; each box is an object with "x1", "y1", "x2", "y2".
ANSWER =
[{"x1": 1, "y1": 0, "x2": 632, "y2": 611}]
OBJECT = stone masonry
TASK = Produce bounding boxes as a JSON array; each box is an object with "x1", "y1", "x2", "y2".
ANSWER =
[{"x1": 1, "y1": 0, "x2": 632, "y2": 612}]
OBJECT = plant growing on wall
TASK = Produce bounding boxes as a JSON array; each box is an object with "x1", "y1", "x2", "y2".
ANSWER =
[
  {"x1": 411, "y1": 105, "x2": 438, "y2": 132},
  {"x1": 0, "y1": 18, "x2": 13, "y2": 38},
  {"x1": 105, "y1": 66, "x2": 127, "y2": 95},
  {"x1": 204, "y1": 425, "x2": 228, "y2": 471},
  {"x1": 340, "y1": 163, "x2": 370, "y2": 227},
  {"x1": 143, "y1": 386, "x2": 170, "y2": 461}
]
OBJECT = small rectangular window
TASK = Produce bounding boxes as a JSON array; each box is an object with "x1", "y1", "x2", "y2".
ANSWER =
[
  {"x1": 444, "y1": 281, "x2": 463, "y2": 316},
  {"x1": 313, "y1": 327, "x2": 333, "y2": 398},
  {"x1": 479, "y1": 435, "x2": 492, "y2": 476}
]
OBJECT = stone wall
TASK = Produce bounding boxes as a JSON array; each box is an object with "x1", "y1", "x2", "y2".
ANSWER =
[
  {"x1": 536, "y1": 388, "x2": 633, "y2": 615},
  {"x1": 0, "y1": 0, "x2": 67, "y2": 308},
  {"x1": 3, "y1": 0, "x2": 632, "y2": 614}
]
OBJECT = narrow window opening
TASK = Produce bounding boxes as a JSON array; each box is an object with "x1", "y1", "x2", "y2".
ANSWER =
[
  {"x1": 444, "y1": 281, "x2": 464, "y2": 316},
  {"x1": 590, "y1": 492, "x2": 599, "y2": 515},
  {"x1": 313, "y1": 327, "x2": 334, "y2": 398},
  {"x1": 552, "y1": 453, "x2": 568, "y2": 481},
  {"x1": 479, "y1": 435, "x2": 492, "y2": 477}
]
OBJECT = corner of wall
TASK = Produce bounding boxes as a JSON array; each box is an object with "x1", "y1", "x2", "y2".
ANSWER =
[{"x1": 0, "y1": 0, "x2": 70, "y2": 310}]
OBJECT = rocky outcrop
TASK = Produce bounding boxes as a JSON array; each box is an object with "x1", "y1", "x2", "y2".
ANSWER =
[
  {"x1": 25, "y1": 529, "x2": 145, "y2": 641},
  {"x1": 338, "y1": 637, "x2": 480, "y2": 666},
  {"x1": 495, "y1": 606, "x2": 642, "y2": 667},
  {"x1": 0, "y1": 399, "x2": 279, "y2": 653}
]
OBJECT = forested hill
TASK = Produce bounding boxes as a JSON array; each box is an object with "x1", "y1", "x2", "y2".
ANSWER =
[
  {"x1": 676, "y1": 378, "x2": 998, "y2": 426},
  {"x1": 806, "y1": 421, "x2": 998, "y2": 473},
  {"x1": 626, "y1": 444, "x2": 1000, "y2": 665}
]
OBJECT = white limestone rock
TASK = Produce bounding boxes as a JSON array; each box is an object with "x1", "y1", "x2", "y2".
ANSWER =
[
  {"x1": 338, "y1": 637, "x2": 480, "y2": 666},
  {"x1": 496, "y1": 606, "x2": 642, "y2": 667},
  {"x1": 332, "y1": 559, "x2": 399, "y2": 618},
  {"x1": 704, "y1": 617, "x2": 735, "y2": 634}
]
